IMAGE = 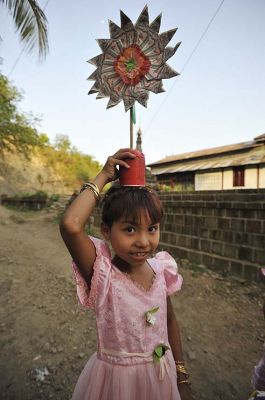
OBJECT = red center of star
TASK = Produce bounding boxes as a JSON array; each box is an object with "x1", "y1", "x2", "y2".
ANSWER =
[{"x1": 114, "y1": 45, "x2": 151, "y2": 86}]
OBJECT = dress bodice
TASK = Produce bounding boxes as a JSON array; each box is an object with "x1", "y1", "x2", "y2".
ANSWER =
[{"x1": 72, "y1": 237, "x2": 182, "y2": 365}]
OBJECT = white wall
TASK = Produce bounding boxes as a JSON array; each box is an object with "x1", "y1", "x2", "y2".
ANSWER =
[
  {"x1": 259, "y1": 165, "x2": 265, "y2": 188},
  {"x1": 196, "y1": 166, "x2": 262, "y2": 190},
  {"x1": 223, "y1": 166, "x2": 258, "y2": 189},
  {"x1": 245, "y1": 167, "x2": 258, "y2": 188},
  {"x1": 223, "y1": 169, "x2": 233, "y2": 189},
  {"x1": 195, "y1": 171, "x2": 222, "y2": 190}
]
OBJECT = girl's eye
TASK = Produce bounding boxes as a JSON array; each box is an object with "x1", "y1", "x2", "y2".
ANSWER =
[
  {"x1": 149, "y1": 225, "x2": 159, "y2": 232},
  {"x1": 125, "y1": 226, "x2": 135, "y2": 233}
]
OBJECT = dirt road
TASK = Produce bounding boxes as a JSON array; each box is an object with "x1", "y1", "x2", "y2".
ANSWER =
[{"x1": 0, "y1": 205, "x2": 264, "y2": 400}]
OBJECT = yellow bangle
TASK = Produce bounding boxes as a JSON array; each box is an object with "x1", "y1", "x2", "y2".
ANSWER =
[
  {"x1": 175, "y1": 360, "x2": 188, "y2": 375},
  {"x1": 176, "y1": 365, "x2": 188, "y2": 375},
  {"x1": 178, "y1": 379, "x2": 190, "y2": 385},
  {"x1": 80, "y1": 182, "x2": 100, "y2": 201}
]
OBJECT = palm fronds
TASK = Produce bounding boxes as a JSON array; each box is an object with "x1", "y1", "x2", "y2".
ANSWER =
[{"x1": 1, "y1": 0, "x2": 49, "y2": 61}]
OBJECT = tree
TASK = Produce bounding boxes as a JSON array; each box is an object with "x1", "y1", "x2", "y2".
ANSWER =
[
  {"x1": 0, "y1": 0, "x2": 49, "y2": 61},
  {"x1": 0, "y1": 73, "x2": 43, "y2": 157},
  {"x1": 0, "y1": 74, "x2": 102, "y2": 187},
  {"x1": 54, "y1": 134, "x2": 71, "y2": 153}
]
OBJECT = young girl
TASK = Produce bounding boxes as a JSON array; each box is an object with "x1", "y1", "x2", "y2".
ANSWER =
[{"x1": 60, "y1": 148, "x2": 194, "y2": 400}]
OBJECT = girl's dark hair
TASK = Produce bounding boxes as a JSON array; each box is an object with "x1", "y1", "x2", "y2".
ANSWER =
[{"x1": 102, "y1": 186, "x2": 163, "y2": 228}]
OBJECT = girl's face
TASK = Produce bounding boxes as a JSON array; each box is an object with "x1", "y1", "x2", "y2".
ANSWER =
[{"x1": 101, "y1": 208, "x2": 160, "y2": 268}]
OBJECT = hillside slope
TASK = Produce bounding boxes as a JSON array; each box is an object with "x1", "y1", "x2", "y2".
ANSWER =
[
  {"x1": 0, "y1": 151, "x2": 68, "y2": 196},
  {"x1": 0, "y1": 147, "x2": 101, "y2": 196}
]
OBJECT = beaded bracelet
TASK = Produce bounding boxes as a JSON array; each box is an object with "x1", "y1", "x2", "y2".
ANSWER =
[{"x1": 80, "y1": 182, "x2": 100, "y2": 201}]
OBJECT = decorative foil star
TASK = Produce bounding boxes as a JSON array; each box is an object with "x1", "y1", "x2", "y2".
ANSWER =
[{"x1": 87, "y1": 5, "x2": 181, "y2": 111}]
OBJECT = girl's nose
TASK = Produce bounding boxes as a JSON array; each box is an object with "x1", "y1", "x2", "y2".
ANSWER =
[{"x1": 135, "y1": 234, "x2": 149, "y2": 248}]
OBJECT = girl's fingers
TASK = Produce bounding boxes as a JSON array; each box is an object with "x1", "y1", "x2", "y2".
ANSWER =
[
  {"x1": 102, "y1": 149, "x2": 136, "y2": 180},
  {"x1": 113, "y1": 148, "x2": 136, "y2": 160},
  {"x1": 108, "y1": 157, "x2": 131, "y2": 169},
  {"x1": 108, "y1": 149, "x2": 136, "y2": 168}
]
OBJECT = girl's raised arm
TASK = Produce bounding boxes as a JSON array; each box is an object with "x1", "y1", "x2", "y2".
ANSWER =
[{"x1": 59, "y1": 148, "x2": 136, "y2": 285}]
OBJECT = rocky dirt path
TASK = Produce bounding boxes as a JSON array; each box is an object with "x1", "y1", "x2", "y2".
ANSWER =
[{"x1": 0, "y1": 205, "x2": 264, "y2": 400}]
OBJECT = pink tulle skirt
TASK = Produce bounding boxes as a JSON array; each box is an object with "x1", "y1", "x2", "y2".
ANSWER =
[{"x1": 71, "y1": 352, "x2": 181, "y2": 400}]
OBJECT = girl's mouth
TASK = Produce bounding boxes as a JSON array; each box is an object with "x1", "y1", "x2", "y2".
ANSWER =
[{"x1": 130, "y1": 252, "x2": 150, "y2": 258}]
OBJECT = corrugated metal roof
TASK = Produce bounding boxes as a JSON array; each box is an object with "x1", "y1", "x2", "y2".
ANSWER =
[
  {"x1": 254, "y1": 133, "x2": 265, "y2": 142},
  {"x1": 148, "y1": 134, "x2": 265, "y2": 167},
  {"x1": 151, "y1": 147, "x2": 265, "y2": 175}
]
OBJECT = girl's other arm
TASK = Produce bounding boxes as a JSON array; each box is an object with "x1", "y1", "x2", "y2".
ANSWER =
[
  {"x1": 167, "y1": 296, "x2": 184, "y2": 361},
  {"x1": 59, "y1": 148, "x2": 135, "y2": 285},
  {"x1": 167, "y1": 297, "x2": 194, "y2": 400}
]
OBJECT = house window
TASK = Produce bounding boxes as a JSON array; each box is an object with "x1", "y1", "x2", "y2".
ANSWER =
[{"x1": 233, "y1": 166, "x2": 245, "y2": 187}]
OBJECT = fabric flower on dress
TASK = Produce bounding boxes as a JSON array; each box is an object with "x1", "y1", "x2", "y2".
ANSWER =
[
  {"x1": 153, "y1": 344, "x2": 170, "y2": 363},
  {"x1": 153, "y1": 344, "x2": 171, "y2": 380},
  {"x1": 87, "y1": 5, "x2": 180, "y2": 111},
  {"x1": 145, "y1": 306, "x2": 159, "y2": 326}
]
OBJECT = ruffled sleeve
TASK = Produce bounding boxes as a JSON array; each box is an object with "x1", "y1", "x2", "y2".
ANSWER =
[
  {"x1": 71, "y1": 236, "x2": 112, "y2": 310},
  {"x1": 155, "y1": 251, "x2": 183, "y2": 296}
]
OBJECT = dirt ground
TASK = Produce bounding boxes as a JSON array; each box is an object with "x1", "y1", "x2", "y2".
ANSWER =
[{"x1": 0, "y1": 204, "x2": 264, "y2": 400}]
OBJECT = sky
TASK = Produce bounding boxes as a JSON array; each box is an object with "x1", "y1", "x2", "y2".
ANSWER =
[{"x1": 0, "y1": 0, "x2": 265, "y2": 165}]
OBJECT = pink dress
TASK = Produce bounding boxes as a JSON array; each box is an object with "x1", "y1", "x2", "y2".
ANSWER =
[
  {"x1": 253, "y1": 345, "x2": 265, "y2": 390},
  {"x1": 71, "y1": 236, "x2": 183, "y2": 400}
]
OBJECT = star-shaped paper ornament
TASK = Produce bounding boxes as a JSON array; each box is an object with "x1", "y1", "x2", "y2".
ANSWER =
[{"x1": 87, "y1": 5, "x2": 181, "y2": 112}]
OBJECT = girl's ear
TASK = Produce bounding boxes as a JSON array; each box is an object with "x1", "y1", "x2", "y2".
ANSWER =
[{"x1": 101, "y1": 222, "x2": 111, "y2": 240}]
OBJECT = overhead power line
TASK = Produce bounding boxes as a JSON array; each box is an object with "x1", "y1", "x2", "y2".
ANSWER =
[{"x1": 144, "y1": 0, "x2": 225, "y2": 138}]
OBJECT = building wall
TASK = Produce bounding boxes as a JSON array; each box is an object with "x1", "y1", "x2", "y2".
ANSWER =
[
  {"x1": 223, "y1": 167, "x2": 258, "y2": 189},
  {"x1": 158, "y1": 189, "x2": 265, "y2": 281},
  {"x1": 195, "y1": 166, "x2": 262, "y2": 191},
  {"x1": 223, "y1": 169, "x2": 233, "y2": 189},
  {"x1": 156, "y1": 172, "x2": 195, "y2": 191},
  {"x1": 259, "y1": 165, "x2": 265, "y2": 188},
  {"x1": 246, "y1": 167, "x2": 258, "y2": 188},
  {"x1": 92, "y1": 189, "x2": 265, "y2": 281},
  {"x1": 195, "y1": 170, "x2": 222, "y2": 190}
]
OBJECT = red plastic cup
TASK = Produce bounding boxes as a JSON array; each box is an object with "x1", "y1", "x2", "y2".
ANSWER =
[{"x1": 119, "y1": 149, "x2": 146, "y2": 186}]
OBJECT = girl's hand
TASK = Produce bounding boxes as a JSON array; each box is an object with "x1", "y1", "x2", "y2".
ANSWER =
[
  {"x1": 178, "y1": 383, "x2": 195, "y2": 400},
  {"x1": 101, "y1": 148, "x2": 136, "y2": 183}
]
